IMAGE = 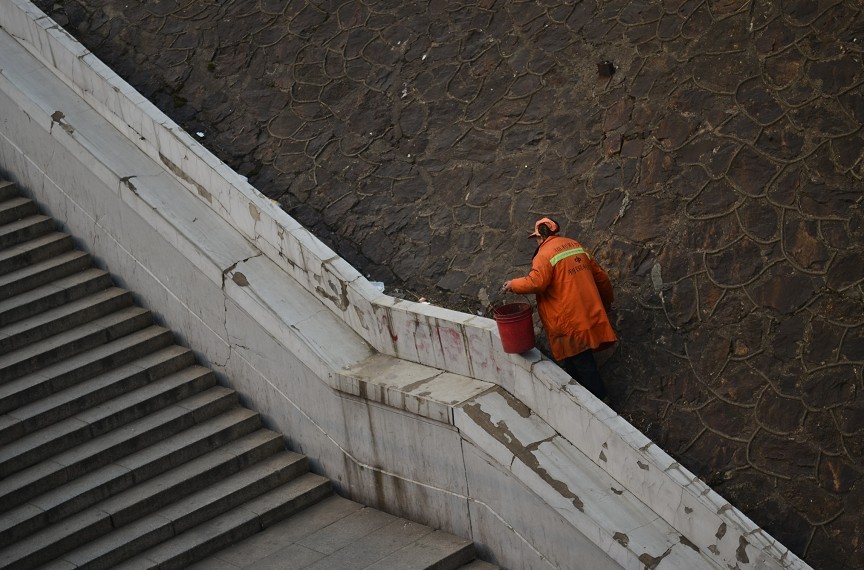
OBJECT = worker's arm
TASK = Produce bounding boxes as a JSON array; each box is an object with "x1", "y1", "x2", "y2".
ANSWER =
[{"x1": 505, "y1": 255, "x2": 553, "y2": 294}]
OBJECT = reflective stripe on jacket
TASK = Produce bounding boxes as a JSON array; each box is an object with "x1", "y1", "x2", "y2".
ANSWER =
[{"x1": 510, "y1": 236, "x2": 616, "y2": 360}]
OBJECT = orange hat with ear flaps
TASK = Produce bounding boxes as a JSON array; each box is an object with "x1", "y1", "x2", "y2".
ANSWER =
[{"x1": 528, "y1": 217, "x2": 560, "y2": 237}]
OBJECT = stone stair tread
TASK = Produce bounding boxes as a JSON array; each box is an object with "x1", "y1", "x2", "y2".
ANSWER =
[
  {"x1": 306, "y1": 517, "x2": 439, "y2": 569},
  {"x1": 0, "y1": 408, "x2": 266, "y2": 530},
  {"x1": 0, "y1": 267, "x2": 112, "y2": 314},
  {"x1": 0, "y1": 506, "x2": 111, "y2": 569},
  {"x1": 98, "y1": 428, "x2": 288, "y2": 526},
  {"x1": 0, "y1": 268, "x2": 114, "y2": 327},
  {"x1": 0, "y1": 286, "x2": 129, "y2": 354},
  {"x1": 190, "y1": 494, "x2": 477, "y2": 570},
  {"x1": 0, "y1": 249, "x2": 91, "y2": 301},
  {"x1": 0, "y1": 387, "x2": 242, "y2": 506},
  {"x1": 0, "y1": 345, "x2": 195, "y2": 445},
  {"x1": 49, "y1": 386, "x2": 239, "y2": 467},
  {"x1": 364, "y1": 530, "x2": 475, "y2": 570},
  {"x1": 0, "y1": 232, "x2": 72, "y2": 277},
  {"x1": 0, "y1": 213, "x2": 51, "y2": 237},
  {"x1": 0, "y1": 305, "x2": 150, "y2": 365},
  {"x1": 458, "y1": 560, "x2": 499, "y2": 569},
  {"x1": 0, "y1": 429, "x2": 286, "y2": 546},
  {"x1": 0, "y1": 180, "x2": 17, "y2": 202},
  {"x1": 41, "y1": 452, "x2": 311, "y2": 569},
  {"x1": 195, "y1": 494, "x2": 365, "y2": 568},
  {"x1": 298, "y1": 504, "x2": 398, "y2": 556},
  {"x1": 0, "y1": 367, "x2": 218, "y2": 474},
  {"x1": 0, "y1": 305, "x2": 153, "y2": 381},
  {"x1": 0, "y1": 215, "x2": 54, "y2": 251},
  {"x1": 0, "y1": 195, "x2": 30, "y2": 208},
  {"x1": 0, "y1": 196, "x2": 36, "y2": 225},
  {"x1": 0, "y1": 325, "x2": 174, "y2": 414},
  {"x1": 116, "y1": 472, "x2": 332, "y2": 570}
]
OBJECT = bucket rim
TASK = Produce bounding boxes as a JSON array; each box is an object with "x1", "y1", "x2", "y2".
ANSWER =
[{"x1": 493, "y1": 301, "x2": 532, "y2": 318}]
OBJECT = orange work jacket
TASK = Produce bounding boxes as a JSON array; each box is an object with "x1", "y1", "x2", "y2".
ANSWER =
[{"x1": 510, "y1": 236, "x2": 617, "y2": 360}]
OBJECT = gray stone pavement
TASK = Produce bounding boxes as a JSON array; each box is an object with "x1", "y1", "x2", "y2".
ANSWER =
[
  {"x1": 33, "y1": 1, "x2": 864, "y2": 568},
  {"x1": 188, "y1": 495, "x2": 481, "y2": 569}
]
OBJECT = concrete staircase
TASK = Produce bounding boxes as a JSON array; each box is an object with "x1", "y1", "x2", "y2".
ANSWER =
[{"x1": 0, "y1": 178, "x2": 487, "y2": 569}]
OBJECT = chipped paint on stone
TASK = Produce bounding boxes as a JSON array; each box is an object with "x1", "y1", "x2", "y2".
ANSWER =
[
  {"x1": 737, "y1": 536, "x2": 750, "y2": 564},
  {"x1": 639, "y1": 546, "x2": 672, "y2": 570},
  {"x1": 680, "y1": 535, "x2": 699, "y2": 552},
  {"x1": 248, "y1": 202, "x2": 260, "y2": 222},
  {"x1": 613, "y1": 532, "x2": 629, "y2": 547},
  {"x1": 159, "y1": 152, "x2": 212, "y2": 203},
  {"x1": 232, "y1": 271, "x2": 249, "y2": 286}
]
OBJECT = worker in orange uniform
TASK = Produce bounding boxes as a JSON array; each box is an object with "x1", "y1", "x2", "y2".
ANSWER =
[{"x1": 503, "y1": 218, "x2": 617, "y2": 400}]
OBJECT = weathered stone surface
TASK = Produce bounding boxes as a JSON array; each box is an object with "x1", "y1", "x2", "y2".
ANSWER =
[
  {"x1": 749, "y1": 430, "x2": 818, "y2": 479},
  {"x1": 39, "y1": 1, "x2": 864, "y2": 566},
  {"x1": 800, "y1": 365, "x2": 858, "y2": 410},
  {"x1": 748, "y1": 264, "x2": 817, "y2": 315},
  {"x1": 755, "y1": 388, "x2": 806, "y2": 434},
  {"x1": 615, "y1": 195, "x2": 680, "y2": 241},
  {"x1": 736, "y1": 78, "x2": 785, "y2": 125}
]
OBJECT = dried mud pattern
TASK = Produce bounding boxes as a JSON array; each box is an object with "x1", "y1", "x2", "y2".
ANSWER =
[{"x1": 35, "y1": 0, "x2": 864, "y2": 566}]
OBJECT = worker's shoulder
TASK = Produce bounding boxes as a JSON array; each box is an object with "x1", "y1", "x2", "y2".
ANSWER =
[{"x1": 544, "y1": 235, "x2": 583, "y2": 252}]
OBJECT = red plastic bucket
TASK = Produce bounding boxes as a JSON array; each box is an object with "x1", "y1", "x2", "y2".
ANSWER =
[{"x1": 493, "y1": 302, "x2": 536, "y2": 353}]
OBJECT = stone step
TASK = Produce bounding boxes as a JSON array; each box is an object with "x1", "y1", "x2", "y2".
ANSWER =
[
  {"x1": 0, "y1": 231, "x2": 73, "y2": 277},
  {"x1": 365, "y1": 530, "x2": 476, "y2": 569},
  {"x1": 0, "y1": 180, "x2": 18, "y2": 203},
  {"x1": 0, "y1": 452, "x2": 312, "y2": 569},
  {"x1": 0, "y1": 345, "x2": 195, "y2": 446},
  {"x1": 0, "y1": 382, "x2": 238, "y2": 480},
  {"x1": 0, "y1": 249, "x2": 92, "y2": 302},
  {"x1": 0, "y1": 285, "x2": 129, "y2": 354},
  {"x1": 0, "y1": 196, "x2": 37, "y2": 226},
  {"x1": 188, "y1": 495, "x2": 482, "y2": 570},
  {"x1": 0, "y1": 405, "x2": 262, "y2": 519},
  {"x1": 0, "y1": 305, "x2": 154, "y2": 382},
  {"x1": 0, "y1": 214, "x2": 54, "y2": 250},
  {"x1": 458, "y1": 560, "x2": 499, "y2": 569},
  {"x1": 114, "y1": 472, "x2": 332, "y2": 570},
  {"x1": 0, "y1": 325, "x2": 175, "y2": 415},
  {"x1": 0, "y1": 428, "x2": 285, "y2": 547},
  {"x1": 0, "y1": 267, "x2": 114, "y2": 328}
]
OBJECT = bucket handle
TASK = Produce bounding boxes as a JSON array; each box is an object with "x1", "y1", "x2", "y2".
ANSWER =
[{"x1": 486, "y1": 292, "x2": 533, "y2": 318}]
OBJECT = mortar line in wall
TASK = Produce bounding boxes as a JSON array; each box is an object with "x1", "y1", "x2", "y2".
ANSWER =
[
  {"x1": 457, "y1": 434, "x2": 474, "y2": 541},
  {"x1": 232, "y1": 345, "x2": 552, "y2": 566}
]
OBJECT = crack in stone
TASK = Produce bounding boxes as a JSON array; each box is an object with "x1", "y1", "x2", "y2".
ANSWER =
[
  {"x1": 463, "y1": 399, "x2": 584, "y2": 512},
  {"x1": 638, "y1": 545, "x2": 672, "y2": 570}
]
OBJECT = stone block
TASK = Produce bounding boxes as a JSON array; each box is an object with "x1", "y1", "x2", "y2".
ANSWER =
[
  {"x1": 462, "y1": 440, "x2": 617, "y2": 570},
  {"x1": 461, "y1": 316, "x2": 500, "y2": 384},
  {"x1": 340, "y1": 279, "x2": 388, "y2": 349}
]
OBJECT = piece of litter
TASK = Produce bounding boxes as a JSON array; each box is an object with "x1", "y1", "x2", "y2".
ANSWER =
[
  {"x1": 370, "y1": 281, "x2": 385, "y2": 293},
  {"x1": 196, "y1": 131, "x2": 205, "y2": 138}
]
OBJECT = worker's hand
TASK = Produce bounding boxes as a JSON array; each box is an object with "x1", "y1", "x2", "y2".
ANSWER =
[{"x1": 502, "y1": 280, "x2": 513, "y2": 293}]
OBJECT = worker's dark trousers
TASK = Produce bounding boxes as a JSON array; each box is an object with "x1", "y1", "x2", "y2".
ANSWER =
[{"x1": 562, "y1": 349, "x2": 607, "y2": 400}]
